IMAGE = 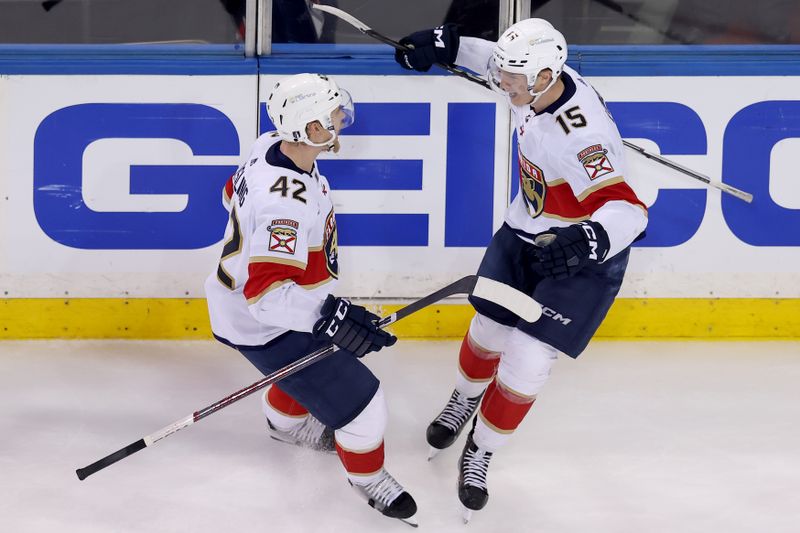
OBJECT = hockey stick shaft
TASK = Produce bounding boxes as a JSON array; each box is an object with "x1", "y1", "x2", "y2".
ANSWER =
[
  {"x1": 312, "y1": 4, "x2": 490, "y2": 89},
  {"x1": 76, "y1": 275, "x2": 539, "y2": 480},
  {"x1": 622, "y1": 140, "x2": 753, "y2": 203},
  {"x1": 313, "y1": 5, "x2": 754, "y2": 203}
]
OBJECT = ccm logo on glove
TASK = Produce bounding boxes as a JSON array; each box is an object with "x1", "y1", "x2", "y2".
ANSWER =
[
  {"x1": 324, "y1": 298, "x2": 350, "y2": 337},
  {"x1": 312, "y1": 295, "x2": 397, "y2": 357},
  {"x1": 395, "y1": 23, "x2": 460, "y2": 72},
  {"x1": 531, "y1": 221, "x2": 611, "y2": 280},
  {"x1": 582, "y1": 223, "x2": 600, "y2": 260}
]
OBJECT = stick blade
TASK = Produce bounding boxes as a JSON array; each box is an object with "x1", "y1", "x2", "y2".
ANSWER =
[
  {"x1": 719, "y1": 184, "x2": 753, "y2": 203},
  {"x1": 311, "y1": 4, "x2": 371, "y2": 32},
  {"x1": 472, "y1": 277, "x2": 541, "y2": 322}
]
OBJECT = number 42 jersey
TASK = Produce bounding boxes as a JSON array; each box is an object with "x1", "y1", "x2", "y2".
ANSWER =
[{"x1": 204, "y1": 132, "x2": 338, "y2": 347}]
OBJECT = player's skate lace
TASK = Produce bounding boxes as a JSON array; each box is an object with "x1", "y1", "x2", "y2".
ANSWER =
[
  {"x1": 267, "y1": 415, "x2": 335, "y2": 452},
  {"x1": 462, "y1": 444, "x2": 492, "y2": 491},
  {"x1": 350, "y1": 468, "x2": 418, "y2": 523},
  {"x1": 433, "y1": 390, "x2": 482, "y2": 433},
  {"x1": 353, "y1": 469, "x2": 404, "y2": 508}
]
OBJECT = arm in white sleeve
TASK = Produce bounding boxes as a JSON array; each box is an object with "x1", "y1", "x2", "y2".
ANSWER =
[
  {"x1": 248, "y1": 282, "x2": 324, "y2": 332},
  {"x1": 242, "y1": 192, "x2": 330, "y2": 332},
  {"x1": 592, "y1": 200, "x2": 648, "y2": 260},
  {"x1": 455, "y1": 36, "x2": 495, "y2": 77},
  {"x1": 558, "y1": 129, "x2": 648, "y2": 261}
]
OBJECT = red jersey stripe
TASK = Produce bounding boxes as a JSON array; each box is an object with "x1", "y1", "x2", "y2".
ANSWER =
[
  {"x1": 244, "y1": 261, "x2": 304, "y2": 301},
  {"x1": 244, "y1": 251, "x2": 334, "y2": 303},
  {"x1": 223, "y1": 176, "x2": 234, "y2": 205},
  {"x1": 543, "y1": 182, "x2": 587, "y2": 219},
  {"x1": 543, "y1": 176, "x2": 648, "y2": 219},
  {"x1": 579, "y1": 179, "x2": 647, "y2": 214},
  {"x1": 300, "y1": 249, "x2": 334, "y2": 288}
]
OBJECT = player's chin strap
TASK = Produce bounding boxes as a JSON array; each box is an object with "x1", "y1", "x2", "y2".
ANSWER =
[
  {"x1": 304, "y1": 128, "x2": 340, "y2": 152},
  {"x1": 326, "y1": 138, "x2": 341, "y2": 154},
  {"x1": 527, "y1": 70, "x2": 559, "y2": 105}
]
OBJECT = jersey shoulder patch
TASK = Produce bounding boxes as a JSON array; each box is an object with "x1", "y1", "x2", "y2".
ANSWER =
[
  {"x1": 576, "y1": 144, "x2": 615, "y2": 181},
  {"x1": 267, "y1": 218, "x2": 299, "y2": 255}
]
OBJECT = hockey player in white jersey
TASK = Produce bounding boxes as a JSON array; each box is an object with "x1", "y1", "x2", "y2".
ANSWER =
[
  {"x1": 396, "y1": 19, "x2": 648, "y2": 522},
  {"x1": 204, "y1": 73, "x2": 417, "y2": 526}
]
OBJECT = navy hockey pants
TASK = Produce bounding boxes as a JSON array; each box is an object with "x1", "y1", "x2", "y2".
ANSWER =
[
  {"x1": 221, "y1": 332, "x2": 380, "y2": 429},
  {"x1": 468, "y1": 223, "x2": 630, "y2": 358}
]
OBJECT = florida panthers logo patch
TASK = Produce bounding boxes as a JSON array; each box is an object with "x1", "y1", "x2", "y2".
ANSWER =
[
  {"x1": 578, "y1": 144, "x2": 614, "y2": 180},
  {"x1": 518, "y1": 148, "x2": 546, "y2": 218},
  {"x1": 324, "y1": 210, "x2": 339, "y2": 278}
]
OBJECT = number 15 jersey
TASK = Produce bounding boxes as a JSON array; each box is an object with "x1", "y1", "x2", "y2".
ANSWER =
[
  {"x1": 456, "y1": 35, "x2": 647, "y2": 258},
  {"x1": 204, "y1": 132, "x2": 338, "y2": 347},
  {"x1": 505, "y1": 65, "x2": 647, "y2": 256}
]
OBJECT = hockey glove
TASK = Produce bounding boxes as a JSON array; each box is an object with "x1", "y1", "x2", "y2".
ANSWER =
[
  {"x1": 312, "y1": 295, "x2": 397, "y2": 357},
  {"x1": 394, "y1": 24, "x2": 460, "y2": 72},
  {"x1": 531, "y1": 221, "x2": 611, "y2": 280}
]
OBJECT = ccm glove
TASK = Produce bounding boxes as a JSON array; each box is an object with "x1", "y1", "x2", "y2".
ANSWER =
[
  {"x1": 531, "y1": 221, "x2": 611, "y2": 280},
  {"x1": 394, "y1": 24, "x2": 460, "y2": 72},
  {"x1": 312, "y1": 295, "x2": 397, "y2": 357}
]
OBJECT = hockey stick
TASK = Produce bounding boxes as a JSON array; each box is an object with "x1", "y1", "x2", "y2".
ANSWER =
[
  {"x1": 589, "y1": 0, "x2": 691, "y2": 44},
  {"x1": 313, "y1": 4, "x2": 753, "y2": 204},
  {"x1": 621, "y1": 140, "x2": 753, "y2": 203},
  {"x1": 311, "y1": 4, "x2": 491, "y2": 90},
  {"x1": 75, "y1": 275, "x2": 540, "y2": 480}
]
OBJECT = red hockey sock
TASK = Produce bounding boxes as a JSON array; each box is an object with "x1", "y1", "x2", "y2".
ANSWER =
[
  {"x1": 336, "y1": 440, "x2": 385, "y2": 478},
  {"x1": 458, "y1": 332, "x2": 501, "y2": 382},
  {"x1": 267, "y1": 385, "x2": 309, "y2": 417},
  {"x1": 479, "y1": 379, "x2": 535, "y2": 433}
]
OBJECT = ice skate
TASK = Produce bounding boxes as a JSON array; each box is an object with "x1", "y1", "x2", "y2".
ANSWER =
[
  {"x1": 349, "y1": 468, "x2": 419, "y2": 527},
  {"x1": 267, "y1": 415, "x2": 336, "y2": 453},
  {"x1": 426, "y1": 389, "x2": 483, "y2": 460},
  {"x1": 457, "y1": 429, "x2": 493, "y2": 523}
]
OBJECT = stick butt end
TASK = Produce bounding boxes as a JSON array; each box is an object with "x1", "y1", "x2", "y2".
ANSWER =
[{"x1": 75, "y1": 438, "x2": 147, "y2": 481}]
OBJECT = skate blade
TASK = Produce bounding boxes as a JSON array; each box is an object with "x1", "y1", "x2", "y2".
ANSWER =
[
  {"x1": 399, "y1": 516, "x2": 419, "y2": 528},
  {"x1": 462, "y1": 506, "x2": 473, "y2": 524},
  {"x1": 268, "y1": 434, "x2": 337, "y2": 454},
  {"x1": 427, "y1": 446, "x2": 442, "y2": 461},
  {"x1": 268, "y1": 434, "x2": 296, "y2": 445}
]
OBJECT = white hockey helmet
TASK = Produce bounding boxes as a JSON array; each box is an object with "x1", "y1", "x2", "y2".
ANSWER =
[
  {"x1": 266, "y1": 73, "x2": 354, "y2": 147},
  {"x1": 488, "y1": 18, "x2": 568, "y2": 103}
]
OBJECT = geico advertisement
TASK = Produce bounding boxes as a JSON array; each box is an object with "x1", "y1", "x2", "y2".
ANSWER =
[{"x1": 0, "y1": 74, "x2": 798, "y2": 299}]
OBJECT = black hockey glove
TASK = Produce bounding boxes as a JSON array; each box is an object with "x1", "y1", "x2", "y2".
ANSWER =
[
  {"x1": 394, "y1": 24, "x2": 460, "y2": 72},
  {"x1": 531, "y1": 221, "x2": 611, "y2": 280},
  {"x1": 312, "y1": 295, "x2": 397, "y2": 357}
]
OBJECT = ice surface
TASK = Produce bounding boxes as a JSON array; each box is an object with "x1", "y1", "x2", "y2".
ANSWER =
[{"x1": 1, "y1": 340, "x2": 799, "y2": 533}]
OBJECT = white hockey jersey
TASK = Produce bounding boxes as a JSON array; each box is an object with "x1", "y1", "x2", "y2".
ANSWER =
[
  {"x1": 457, "y1": 38, "x2": 648, "y2": 258},
  {"x1": 204, "y1": 132, "x2": 338, "y2": 347}
]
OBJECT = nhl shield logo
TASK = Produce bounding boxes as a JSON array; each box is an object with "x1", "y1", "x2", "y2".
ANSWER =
[{"x1": 518, "y1": 149, "x2": 546, "y2": 218}]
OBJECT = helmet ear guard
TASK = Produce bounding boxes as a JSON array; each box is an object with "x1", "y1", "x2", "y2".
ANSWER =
[
  {"x1": 488, "y1": 18, "x2": 568, "y2": 104},
  {"x1": 266, "y1": 73, "x2": 355, "y2": 148}
]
